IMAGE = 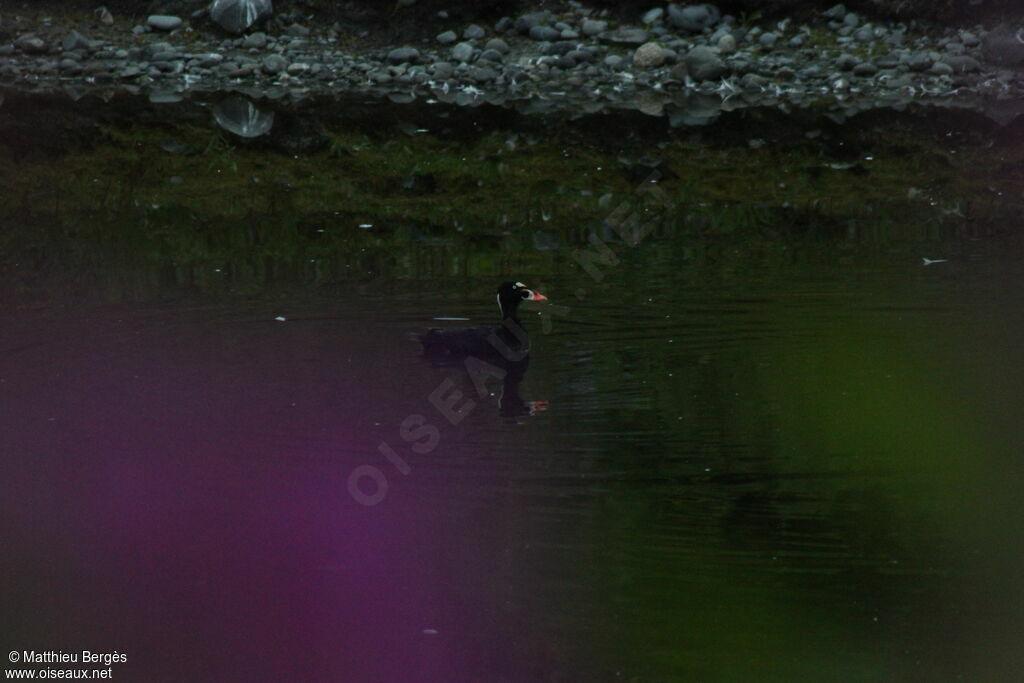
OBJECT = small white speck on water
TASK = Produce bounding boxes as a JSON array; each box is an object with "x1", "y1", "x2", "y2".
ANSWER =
[{"x1": 274, "y1": 316, "x2": 286, "y2": 322}]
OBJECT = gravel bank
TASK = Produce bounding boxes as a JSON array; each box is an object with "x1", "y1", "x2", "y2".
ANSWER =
[{"x1": 1, "y1": 3, "x2": 1022, "y2": 122}]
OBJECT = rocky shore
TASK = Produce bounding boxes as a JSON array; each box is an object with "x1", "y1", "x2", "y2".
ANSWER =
[{"x1": 2, "y1": 3, "x2": 1023, "y2": 121}]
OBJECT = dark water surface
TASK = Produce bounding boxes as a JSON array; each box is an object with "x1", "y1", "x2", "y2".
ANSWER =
[{"x1": 2, "y1": 91, "x2": 1024, "y2": 682}]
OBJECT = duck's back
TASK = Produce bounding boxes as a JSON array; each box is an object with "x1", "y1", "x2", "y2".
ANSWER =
[{"x1": 419, "y1": 325, "x2": 528, "y2": 359}]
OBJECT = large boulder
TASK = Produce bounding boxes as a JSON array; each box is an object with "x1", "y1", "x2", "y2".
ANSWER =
[
  {"x1": 210, "y1": 0, "x2": 273, "y2": 34},
  {"x1": 981, "y1": 24, "x2": 1024, "y2": 66}
]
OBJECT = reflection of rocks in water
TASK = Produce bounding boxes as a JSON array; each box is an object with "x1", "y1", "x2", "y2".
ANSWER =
[
  {"x1": 983, "y1": 96, "x2": 1024, "y2": 127},
  {"x1": 635, "y1": 91, "x2": 664, "y2": 117},
  {"x1": 213, "y1": 97, "x2": 275, "y2": 138},
  {"x1": 212, "y1": 99, "x2": 331, "y2": 155},
  {"x1": 623, "y1": 158, "x2": 677, "y2": 184},
  {"x1": 669, "y1": 94, "x2": 724, "y2": 127}
]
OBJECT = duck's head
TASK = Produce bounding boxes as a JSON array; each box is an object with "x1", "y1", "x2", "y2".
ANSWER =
[{"x1": 497, "y1": 281, "x2": 548, "y2": 318}]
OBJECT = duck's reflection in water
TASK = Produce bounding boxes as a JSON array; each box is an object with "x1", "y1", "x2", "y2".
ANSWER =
[
  {"x1": 498, "y1": 363, "x2": 548, "y2": 419},
  {"x1": 421, "y1": 354, "x2": 547, "y2": 421}
]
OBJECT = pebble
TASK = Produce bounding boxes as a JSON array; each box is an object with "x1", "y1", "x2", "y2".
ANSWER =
[
  {"x1": 668, "y1": 4, "x2": 721, "y2": 33},
  {"x1": 432, "y1": 62, "x2": 454, "y2": 79},
  {"x1": 642, "y1": 8, "x2": 664, "y2": 25},
  {"x1": 686, "y1": 46, "x2": 727, "y2": 81},
  {"x1": 485, "y1": 38, "x2": 509, "y2": 54},
  {"x1": 451, "y1": 42, "x2": 474, "y2": 62},
  {"x1": 603, "y1": 28, "x2": 649, "y2": 45},
  {"x1": 960, "y1": 31, "x2": 979, "y2": 47},
  {"x1": 62, "y1": 30, "x2": 91, "y2": 52},
  {"x1": 262, "y1": 54, "x2": 287, "y2": 74},
  {"x1": 759, "y1": 32, "x2": 779, "y2": 49},
  {"x1": 464, "y1": 24, "x2": 485, "y2": 40},
  {"x1": 148, "y1": 15, "x2": 183, "y2": 32},
  {"x1": 836, "y1": 53, "x2": 860, "y2": 70},
  {"x1": 386, "y1": 46, "x2": 420, "y2": 64},
  {"x1": 529, "y1": 25, "x2": 560, "y2": 42},
  {"x1": 197, "y1": 53, "x2": 224, "y2": 68},
  {"x1": 14, "y1": 35, "x2": 48, "y2": 54},
  {"x1": 908, "y1": 52, "x2": 933, "y2": 71},
  {"x1": 473, "y1": 66, "x2": 497, "y2": 81},
  {"x1": 633, "y1": 42, "x2": 666, "y2": 69},
  {"x1": 581, "y1": 19, "x2": 607, "y2": 36},
  {"x1": 243, "y1": 32, "x2": 268, "y2": 49},
  {"x1": 669, "y1": 63, "x2": 688, "y2": 81},
  {"x1": 945, "y1": 55, "x2": 981, "y2": 73},
  {"x1": 436, "y1": 30, "x2": 456, "y2": 44},
  {"x1": 515, "y1": 11, "x2": 553, "y2": 34}
]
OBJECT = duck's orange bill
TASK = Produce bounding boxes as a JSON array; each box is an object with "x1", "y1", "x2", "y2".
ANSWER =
[{"x1": 529, "y1": 290, "x2": 548, "y2": 302}]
